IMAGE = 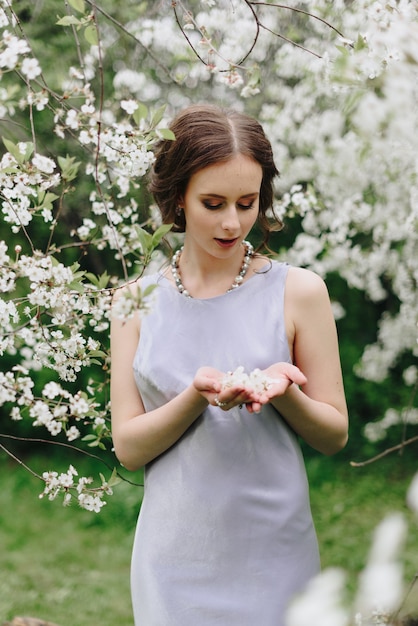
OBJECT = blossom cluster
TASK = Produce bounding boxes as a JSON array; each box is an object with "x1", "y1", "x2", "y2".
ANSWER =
[
  {"x1": 221, "y1": 366, "x2": 282, "y2": 394},
  {"x1": 286, "y1": 512, "x2": 408, "y2": 626},
  {"x1": 0, "y1": 142, "x2": 59, "y2": 232},
  {"x1": 54, "y1": 98, "x2": 156, "y2": 199},
  {"x1": 0, "y1": 365, "x2": 109, "y2": 443},
  {"x1": 39, "y1": 464, "x2": 116, "y2": 513},
  {"x1": 243, "y1": 1, "x2": 418, "y2": 399},
  {"x1": 364, "y1": 407, "x2": 418, "y2": 444}
]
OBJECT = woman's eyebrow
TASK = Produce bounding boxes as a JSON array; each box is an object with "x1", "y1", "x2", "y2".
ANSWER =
[{"x1": 200, "y1": 192, "x2": 259, "y2": 199}]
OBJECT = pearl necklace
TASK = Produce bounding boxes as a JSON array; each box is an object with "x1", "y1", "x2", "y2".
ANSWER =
[{"x1": 171, "y1": 240, "x2": 254, "y2": 298}]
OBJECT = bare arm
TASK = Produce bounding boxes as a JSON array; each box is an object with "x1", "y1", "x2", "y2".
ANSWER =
[
  {"x1": 271, "y1": 267, "x2": 348, "y2": 455},
  {"x1": 110, "y1": 289, "x2": 227, "y2": 470}
]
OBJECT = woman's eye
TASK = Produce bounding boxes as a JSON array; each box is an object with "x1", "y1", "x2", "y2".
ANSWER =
[
  {"x1": 203, "y1": 201, "x2": 223, "y2": 210},
  {"x1": 238, "y1": 202, "x2": 255, "y2": 210}
]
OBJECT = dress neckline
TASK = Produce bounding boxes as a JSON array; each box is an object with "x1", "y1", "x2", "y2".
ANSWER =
[{"x1": 158, "y1": 260, "x2": 274, "y2": 302}]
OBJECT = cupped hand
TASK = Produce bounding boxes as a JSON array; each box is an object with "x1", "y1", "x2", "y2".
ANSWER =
[
  {"x1": 193, "y1": 363, "x2": 307, "y2": 413},
  {"x1": 193, "y1": 366, "x2": 253, "y2": 411},
  {"x1": 248, "y1": 362, "x2": 307, "y2": 409}
]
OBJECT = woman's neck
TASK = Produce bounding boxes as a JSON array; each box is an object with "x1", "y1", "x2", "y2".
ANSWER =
[{"x1": 171, "y1": 240, "x2": 254, "y2": 299}]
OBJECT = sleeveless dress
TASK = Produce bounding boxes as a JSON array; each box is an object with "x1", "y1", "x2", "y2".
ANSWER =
[{"x1": 131, "y1": 260, "x2": 320, "y2": 626}]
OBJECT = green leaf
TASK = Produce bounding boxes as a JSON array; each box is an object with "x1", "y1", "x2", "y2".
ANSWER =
[
  {"x1": 2, "y1": 137, "x2": 33, "y2": 164},
  {"x1": 150, "y1": 104, "x2": 167, "y2": 129},
  {"x1": 85, "y1": 271, "x2": 110, "y2": 290},
  {"x1": 56, "y1": 15, "x2": 82, "y2": 27},
  {"x1": 84, "y1": 24, "x2": 98, "y2": 46},
  {"x1": 37, "y1": 191, "x2": 59, "y2": 211},
  {"x1": 58, "y1": 155, "x2": 80, "y2": 182},
  {"x1": 134, "y1": 226, "x2": 153, "y2": 254},
  {"x1": 156, "y1": 128, "x2": 176, "y2": 141},
  {"x1": 81, "y1": 434, "x2": 97, "y2": 442},
  {"x1": 142, "y1": 283, "x2": 158, "y2": 298},
  {"x1": 354, "y1": 34, "x2": 367, "y2": 51},
  {"x1": 23, "y1": 142, "x2": 35, "y2": 161},
  {"x1": 246, "y1": 63, "x2": 260, "y2": 87},
  {"x1": 151, "y1": 223, "x2": 172, "y2": 247},
  {"x1": 133, "y1": 103, "x2": 148, "y2": 125},
  {"x1": 68, "y1": 0, "x2": 86, "y2": 13},
  {"x1": 107, "y1": 467, "x2": 122, "y2": 488},
  {"x1": 88, "y1": 350, "x2": 108, "y2": 359}
]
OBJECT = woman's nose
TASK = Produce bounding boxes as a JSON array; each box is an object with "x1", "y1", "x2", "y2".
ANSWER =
[{"x1": 221, "y1": 205, "x2": 240, "y2": 231}]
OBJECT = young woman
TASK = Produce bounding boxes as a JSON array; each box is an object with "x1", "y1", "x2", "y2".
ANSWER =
[{"x1": 110, "y1": 104, "x2": 348, "y2": 625}]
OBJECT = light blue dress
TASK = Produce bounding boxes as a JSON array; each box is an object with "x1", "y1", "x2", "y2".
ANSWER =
[{"x1": 131, "y1": 260, "x2": 320, "y2": 626}]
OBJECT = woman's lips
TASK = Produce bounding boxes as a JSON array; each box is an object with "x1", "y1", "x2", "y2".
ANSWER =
[{"x1": 215, "y1": 237, "x2": 239, "y2": 248}]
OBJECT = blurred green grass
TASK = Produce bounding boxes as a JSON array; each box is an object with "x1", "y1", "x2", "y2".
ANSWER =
[{"x1": 0, "y1": 449, "x2": 417, "y2": 625}]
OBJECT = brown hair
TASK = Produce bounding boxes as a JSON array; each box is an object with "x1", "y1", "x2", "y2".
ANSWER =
[{"x1": 148, "y1": 104, "x2": 282, "y2": 249}]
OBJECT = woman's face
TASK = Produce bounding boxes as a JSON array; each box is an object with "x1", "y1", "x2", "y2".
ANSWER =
[{"x1": 181, "y1": 154, "x2": 262, "y2": 258}]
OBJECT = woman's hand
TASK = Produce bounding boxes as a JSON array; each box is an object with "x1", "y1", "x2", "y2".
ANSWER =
[
  {"x1": 193, "y1": 366, "x2": 254, "y2": 411},
  {"x1": 193, "y1": 363, "x2": 307, "y2": 413},
  {"x1": 245, "y1": 363, "x2": 307, "y2": 413}
]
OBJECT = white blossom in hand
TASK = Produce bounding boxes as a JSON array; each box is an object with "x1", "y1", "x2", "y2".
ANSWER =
[{"x1": 220, "y1": 366, "x2": 283, "y2": 394}]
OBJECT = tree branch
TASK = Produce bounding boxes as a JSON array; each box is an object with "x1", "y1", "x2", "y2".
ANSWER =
[
  {"x1": 350, "y1": 435, "x2": 418, "y2": 468},
  {"x1": 0, "y1": 433, "x2": 143, "y2": 487}
]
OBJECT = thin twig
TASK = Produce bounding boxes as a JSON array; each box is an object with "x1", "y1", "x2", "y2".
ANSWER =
[
  {"x1": 172, "y1": 1, "x2": 213, "y2": 68},
  {"x1": 84, "y1": 0, "x2": 178, "y2": 83},
  {"x1": 0, "y1": 440, "x2": 44, "y2": 481},
  {"x1": 257, "y1": 22, "x2": 322, "y2": 59},
  {"x1": 237, "y1": 1, "x2": 261, "y2": 65},
  {"x1": 351, "y1": 435, "x2": 418, "y2": 467},
  {"x1": 0, "y1": 433, "x2": 143, "y2": 486},
  {"x1": 250, "y1": 2, "x2": 346, "y2": 40},
  {"x1": 172, "y1": 0, "x2": 348, "y2": 71}
]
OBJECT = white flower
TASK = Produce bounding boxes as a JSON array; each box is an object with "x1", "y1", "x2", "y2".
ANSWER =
[
  {"x1": 81, "y1": 103, "x2": 95, "y2": 115},
  {"x1": 69, "y1": 66, "x2": 84, "y2": 80},
  {"x1": 65, "y1": 109, "x2": 79, "y2": 129},
  {"x1": 403, "y1": 365, "x2": 418, "y2": 386},
  {"x1": 21, "y1": 57, "x2": 42, "y2": 80},
  {"x1": 66, "y1": 426, "x2": 81, "y2": 442},
  {"x1": 221, "y1": 366, "x2": 283, "y2": 394},
  {"x1": 367, "y1": 513, "x2": 407, "y2": 564},
  {"x1": 41, "y1": 207, "x2": 53, "y2": 222},
  {"x1": 42, "y1": 381, "x2": 64, "y2": 399},
  {"x1": 0, "y1": 8, "x2": 9, "y2": 27},
  {"x1": 355, "y1": 513, "x2": 407, "y2": 616},
  {"x1": 11, "y1": 407, "x2": 22, "y2": 421},
  {"x1": 32, "y1": 153, "x2": 56, "y2": 174},
  {"x1": 111, "y1": 291, "x2": 137, "y2": 321},
  {"x1": 121, "y1": 99, "x2": 138, "y2": 115},
  {"x1": 69, "y1": 393, "x2": 89, "y2": 418},
  {"x1": 47, "y1": 420, "x2": 63, "y2": 436},
  {"x1": 58, "y1": 471, "x2": 75, "y2": 488},
  {"x1": 285, "y1": 568, "x2": 349, "y2": 626},
  {"x1": 240, "y1": 84, "x2": 260, "y2": 98},
  {"x1": 78, "y1": 492, "x2": 106, "y2": 513}
]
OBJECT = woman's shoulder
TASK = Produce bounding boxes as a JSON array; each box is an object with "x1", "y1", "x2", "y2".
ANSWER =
[{"x1": 285, "y1": 266, "x2": 330, "y2": 307}]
